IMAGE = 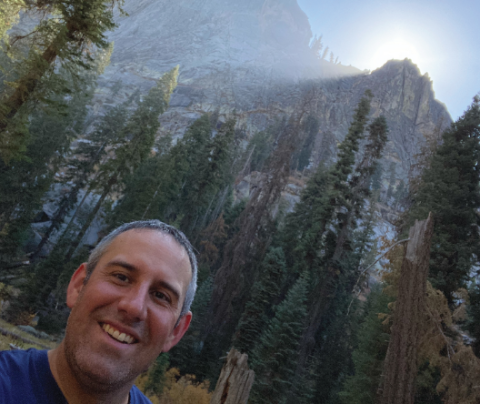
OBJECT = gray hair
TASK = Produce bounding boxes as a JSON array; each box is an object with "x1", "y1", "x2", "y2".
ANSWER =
[{"x1": 86, "y1": 220, "x2": 198, "y2": 319}]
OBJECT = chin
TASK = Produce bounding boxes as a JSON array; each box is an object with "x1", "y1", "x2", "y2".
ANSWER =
[{"x1": 65, "y1": 342, "x2": 137, "y2": 391}]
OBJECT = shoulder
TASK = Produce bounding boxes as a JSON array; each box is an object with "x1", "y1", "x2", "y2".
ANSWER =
[
  {"x1": 0, "y1": 349, "x2": 49, "y2": 403},
  {"x1": 130, "y1": 385, "x2": 153, "y2": 404},
  {"x1": 0, "y1": 348, "x2": 46, "y2": 372}
]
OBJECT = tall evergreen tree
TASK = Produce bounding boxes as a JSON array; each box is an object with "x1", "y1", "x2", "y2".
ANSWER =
[
  {"x1": 178, "y1": 118, "x2": 236, "y2": 237},
  {"x1": 283, "y1": 92, "x2": 375, "y2": 273},
  {"x1": 386, "y1": 162, "x2": 396, "y2": 201},
  {"x1": 281, "y1": 92, "x2": 388, "y2": 377},
  {"x1": 371, "y1": 163, "x2": 383, "y2": 192},
  {"x1": 208, "y1": 109, "x2": 307, "y2": 343},
  {"x1": 466, "y1": 283, "x2": 480, "y2": 357},
  {"x1": 169, "y1": 276, "x2": 217, "y2": 381},
  {"x1": 338, "y1": 285, "x2": 392, "y2": 404},
  {"x1": 0, "y1": 0, "x2": 123, "y2": 161},
  {"x1": 0, "y1": 1, "x2": 24, "y2": 45},
  {"x1": 64, "y1": 67, "x2": 178, "y2": 260},
  {"x1": 28, "y1": 46, "x2": 114, "y2": 261},
  {"x1": 249, "y1": 274, "x2": 309, "y2": 404},
  {"x1": 232, "y1": 247, "x2": 286, "y2": 355},
  {"x1": 244, "y1": 128, "x2": 275, "y2": 174},
  {"x1": 405, "y1": 96, "x2": 480, "y2": 303},
  {"x1": 145, "y1": 353, "x2": 170, "y2": 397},
  {"x1": 109, "y1": 113, "x2": 237, "y2": 236},
  {"x1": 0, "y1": 50, "x2": 111, "y2": 266}
]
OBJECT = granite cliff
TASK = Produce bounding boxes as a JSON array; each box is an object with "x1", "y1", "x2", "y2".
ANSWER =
[{"x1": 93, "y1": 0, "x2": 450, "y2": 182}]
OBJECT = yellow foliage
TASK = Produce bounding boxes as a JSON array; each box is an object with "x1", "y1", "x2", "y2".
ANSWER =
[
  {"x1": 452, "y1": 303, "x2": 468, "y2": 323},
  {"x1": 135, "y1": 372, "x2": 149, "y2": 393},
  {"x1": 136, "y1": 368, "x2": 212, "y2": 404},
  {"x1": 378, "y1": 234, "x2": 480, "y2": 403},
  {"x1": 378, "y1": 237, "x2": 405, "y2": 300}
]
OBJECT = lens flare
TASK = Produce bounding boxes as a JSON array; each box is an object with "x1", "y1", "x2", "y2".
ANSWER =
[{"x1": 370, "y1": 39, "x2": 420, "y2": 70}]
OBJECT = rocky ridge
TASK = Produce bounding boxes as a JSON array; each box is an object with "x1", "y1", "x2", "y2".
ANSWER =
[{"x1": 95, "y1": 0, "x2": 450, "y2": 181}]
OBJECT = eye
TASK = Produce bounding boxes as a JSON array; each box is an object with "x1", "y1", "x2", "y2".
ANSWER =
[
  {"x1": 113, "y1": 273, "x2": 129, "y2": 283},
  {"x1": 152, "y1": 290, "x2": 171, "y2": 304}
]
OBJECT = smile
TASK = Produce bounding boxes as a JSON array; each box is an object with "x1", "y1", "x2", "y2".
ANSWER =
[{"x1": 101, "y1": 323, "x2": 136, "y2": 344}]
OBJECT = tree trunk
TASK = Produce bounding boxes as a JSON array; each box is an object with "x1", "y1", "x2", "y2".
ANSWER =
[
  {"x1": 0, "y1": 38, "x2": 61, "y2": 133},
  {"x1": 30, "y1": 141, "x2": 108, "y2": 261},
  {"x1": 380, "y1": 213, "x2": 434, "y2": 404},
  {"x1": 64, "y1": 177, "x2": 115, "y2": 262},
  {"x1": 210, "y1": 349, "x2": 255, "y2": 404},
  {"x1": 30, "y1": 182, "x2": 83, "y2": 261}
]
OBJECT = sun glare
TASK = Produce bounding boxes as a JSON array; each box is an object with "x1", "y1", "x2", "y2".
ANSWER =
[{"x1": 370, "y1": 39, "x2": 420, "y2": 71}]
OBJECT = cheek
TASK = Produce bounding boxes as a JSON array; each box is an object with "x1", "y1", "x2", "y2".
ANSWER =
[
  {"x1": 74, "y1": 284, "x2": 119, "y2": 316},
  {"x1": 148, "y1": 308, "x2": 178, "y2": 341}
]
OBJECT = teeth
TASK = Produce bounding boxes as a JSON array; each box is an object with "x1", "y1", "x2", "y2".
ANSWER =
[{"x1": 102, "y1": 324, "x2": 135, "y2": 344}]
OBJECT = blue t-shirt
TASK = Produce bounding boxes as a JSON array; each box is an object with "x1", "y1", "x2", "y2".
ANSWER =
[{"x1": 0, "y1": 349, "x2": 151, "y2": 403}]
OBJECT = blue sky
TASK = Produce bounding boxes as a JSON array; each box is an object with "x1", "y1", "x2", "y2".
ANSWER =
[{"x1": 297, "y1": 0, "x2": 480, "y2": 120}]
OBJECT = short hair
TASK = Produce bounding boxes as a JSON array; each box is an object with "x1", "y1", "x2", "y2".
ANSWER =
[{"x1": 86, "y1": 220, "x2": 197, "y2": 319}]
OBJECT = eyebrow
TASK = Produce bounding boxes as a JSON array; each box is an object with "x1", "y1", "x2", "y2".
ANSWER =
[{"x1": 106, "y1": 259, "x2": 181, "y2": 303}]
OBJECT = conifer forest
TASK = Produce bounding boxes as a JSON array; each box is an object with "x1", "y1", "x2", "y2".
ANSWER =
[{"x1": 1, "y1": 1, "x2": 480, "y2": 403}]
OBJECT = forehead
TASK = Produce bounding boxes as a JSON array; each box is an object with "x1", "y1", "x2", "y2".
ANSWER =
[{"x1": 98, "y1": 229, "x2": 192, "y2": 281}]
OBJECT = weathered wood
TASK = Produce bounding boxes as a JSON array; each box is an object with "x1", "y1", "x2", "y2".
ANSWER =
[
  {"x1": 380, "y1": 213, "x2": 434, "y2": 404},
  {"x1": 210, "y1": 349, "x2": 255, "y2": 404}
]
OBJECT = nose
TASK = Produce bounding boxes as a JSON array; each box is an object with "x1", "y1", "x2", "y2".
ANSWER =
[{"x1": 117, "y1": 284, "x2": 148, "y2": 322}]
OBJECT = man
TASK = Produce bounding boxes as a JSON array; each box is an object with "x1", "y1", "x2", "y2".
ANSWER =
[{"x1": 0, "y1": 220, "x2": 197, "y2": 403}]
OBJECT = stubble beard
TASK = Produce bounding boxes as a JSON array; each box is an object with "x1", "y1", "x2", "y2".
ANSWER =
[{"x1": 63, "y1": 309, "x2": 138, "y2": 394}]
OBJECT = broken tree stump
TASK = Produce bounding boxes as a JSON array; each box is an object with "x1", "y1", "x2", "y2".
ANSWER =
[
  {"x1": 210, "y1": 348, "x2": 255, "y2": 404},
  {"x1": 380, "y1": 213, "x2": 434, "y2": 404}
]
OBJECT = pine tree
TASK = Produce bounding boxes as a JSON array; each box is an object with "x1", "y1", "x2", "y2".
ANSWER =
[
  {"x1": 232, "y1": 247, "x2": 286, "y2": 355},
  {"x1": 55, "y1": 100, "x2": 132, "y2": 250},
  {"x1": 27, "y1": 46, "x2": 114, "y2": 261},
  {"x1": 310, "y1": 35, "x2": 323, "y2": 59},
  {"x1": 281, "y1": 93, "x2": 388, "y2": 377},
  {"x1": 371, "y1": 164, "x2": 383, "y2": 192},
  {"x1": 338, "y1": 285, "x2": 392, "y2": 404},
  {"x1": 465, "y1": 283, "x2": 480, "y2": 357},
  {"x1": 108, "y1": 113, "x2": 234, "y2": 232},
  {"x1": 145, "y1": 353, "x2": 170, "y2": 397},
  {"x1": 249, "y1": 274, "x2": 309, "y2": 404},
  {"x1": 386, "y1": 162, "x2": 396, "y2": 201},
  {"x1": 179, "y1": 118, "x2": 237, "y2": 237},
  {"x1": 245, "y1": 128, "x2": 275, "y2": 173},
  {"x1": 405, "y1": 96, "x2": 480, "y2": 303},
  {"x1": 282, "y1": 92, "x2": 375, "y2": 274},
  {"x1": 208, "y1": 109, "x2": 308, "y2": 341},
  {"x1": 0, "y1": 1, "x2": 24, "y2": 45},
  {"x1": 197, "y1": 213, "x2": 228, "y2": 272},
  {"x1": 0, "y1": 50, "x2": 111, "y2": 266},
  {"x1": 64, "y1": 67, "x2": 178, "y2": 260},
  {"x1": 0, "y1": 0, "x2": 122, "y2": 161},
  {"x1": 169, "y1": 276, "x2": 218, "y2": 381}
]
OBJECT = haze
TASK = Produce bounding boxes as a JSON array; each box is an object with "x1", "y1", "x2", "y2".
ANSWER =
[{"x1": 298, "y1": 0, "x2": 480, "y2": 120}]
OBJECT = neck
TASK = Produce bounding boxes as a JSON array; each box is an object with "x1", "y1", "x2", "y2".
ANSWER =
[{"x1": 48, "y1": 343, "x2": 131, "y2": 404}]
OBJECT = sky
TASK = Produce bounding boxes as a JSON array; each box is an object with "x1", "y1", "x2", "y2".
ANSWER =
[{"x1": 297, "y1": 0, "x2": 480, "y2": 120}]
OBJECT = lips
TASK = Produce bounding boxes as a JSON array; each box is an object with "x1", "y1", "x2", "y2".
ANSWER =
[{"x1": 101, "y1": 323, "x2": 137, "y2": 344}]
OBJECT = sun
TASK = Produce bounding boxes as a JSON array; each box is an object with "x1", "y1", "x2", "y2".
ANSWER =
[{"x1": 370, "y1": 39, "x2": 420, "y2": 70}]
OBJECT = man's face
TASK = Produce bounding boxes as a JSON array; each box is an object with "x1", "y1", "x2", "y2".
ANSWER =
[{"x1": 63, "y1": 229, "x2": 192, "y2": 390}]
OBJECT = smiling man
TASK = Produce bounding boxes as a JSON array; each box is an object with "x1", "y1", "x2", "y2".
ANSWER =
[{"x1": 0, "y1": 220, "x2": 197, "y2": 404}]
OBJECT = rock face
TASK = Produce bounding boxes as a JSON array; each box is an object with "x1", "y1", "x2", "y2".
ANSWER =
[
  {"x1": 309, "y1": 60, "x2": 451, "y2": 176},
  {"x1": 97, "y1": 0, "x2": 450, "y2": 178}
]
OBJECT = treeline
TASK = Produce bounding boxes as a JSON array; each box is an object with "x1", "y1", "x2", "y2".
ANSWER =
[{"x1": 2, "y1": 3, "x2": 480, "y2": 404}]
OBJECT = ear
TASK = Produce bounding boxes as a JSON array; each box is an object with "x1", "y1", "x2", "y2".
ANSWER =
[
  {"x1": 162, "y1": 311, "x2": 192, "y2": 353},
  {"x1": 66, "y1": 263, "x2": 88, "y2": 309}
]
